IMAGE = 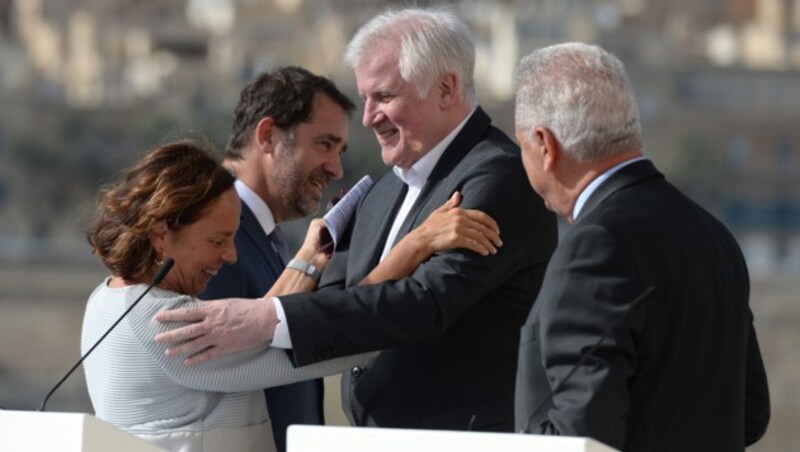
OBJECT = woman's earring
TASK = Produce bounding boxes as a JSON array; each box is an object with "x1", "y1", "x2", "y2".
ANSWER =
[{"x1": 155, "y1": 250, "x2": 165, "y2": 266}]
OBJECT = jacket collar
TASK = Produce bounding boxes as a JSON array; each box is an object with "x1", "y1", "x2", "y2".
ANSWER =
[{"x1": 575, "y1": 159, "x2": 663, "y2": 223}]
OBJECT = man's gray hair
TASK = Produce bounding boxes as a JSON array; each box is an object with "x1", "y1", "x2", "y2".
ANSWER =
[
  {"x1": 515, "y1": 42, "x2": 642, "y2": 162},
  {"x1": 344, "y1": 7, "x2": 476, "y2": 104}
]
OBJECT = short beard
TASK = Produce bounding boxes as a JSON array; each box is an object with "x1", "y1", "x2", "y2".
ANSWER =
[{"x1": 273, "y1": 131, "x2": 322, "y2": 219}]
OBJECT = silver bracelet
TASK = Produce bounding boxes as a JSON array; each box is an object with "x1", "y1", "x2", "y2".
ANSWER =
[{"x1": 286, "y1": 259, "x2": 321, "y2": 285}]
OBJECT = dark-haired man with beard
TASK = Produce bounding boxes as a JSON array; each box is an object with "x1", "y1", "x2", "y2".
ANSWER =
[{"x1": 201, "y1": 66, "x2": 355, "y2": 452}]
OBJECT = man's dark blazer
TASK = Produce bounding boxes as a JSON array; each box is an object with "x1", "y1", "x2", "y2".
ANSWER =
[
  {"x1": 515, "y1": 160, "x2": 770, "y2": 451},
  {"x1": 201, "y1": 201, "x2": 324, "y2": 452},
  {"x1": 279, "y1": 108, "x2": 558, "y2": 431}
]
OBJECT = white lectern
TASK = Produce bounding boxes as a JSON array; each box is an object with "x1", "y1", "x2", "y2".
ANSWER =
[
  {"x1": 0, "y1": 411, "x2": 164, "y2": 452},
  {"x1": 288, "y1": 425, "x2": 619, "y2": 452}
]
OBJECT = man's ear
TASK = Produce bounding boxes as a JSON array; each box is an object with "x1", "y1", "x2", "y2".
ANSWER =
[
  {"x1": 536, "y1": 126, "x2": 561, "y2": 172},
  {"x1": 254, "y1": 117, "x2": 276, "y2": 153},
  {"x1": 437, "y1": 73, "x2": 458, "y2": 109}
]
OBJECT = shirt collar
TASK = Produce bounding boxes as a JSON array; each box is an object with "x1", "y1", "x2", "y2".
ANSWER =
[
  {"x1": 572, "y1": 157, "x2": 646, "y2": 221},
  {"x1": 234, "y1": 179, "x2": 277, "y2": 235},
  {"x1": 392, "y1": 107, "x2": 477, "y2": 189}
]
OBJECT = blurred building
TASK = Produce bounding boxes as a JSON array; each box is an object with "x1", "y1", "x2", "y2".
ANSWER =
[{"x1": 1, "y1": 0, "x2": 799, "y2": 265}]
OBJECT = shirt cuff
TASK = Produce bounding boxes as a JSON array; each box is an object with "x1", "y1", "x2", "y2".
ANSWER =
[{"x1": 270, "y1": 297, "x2": 293, "y2": 349}]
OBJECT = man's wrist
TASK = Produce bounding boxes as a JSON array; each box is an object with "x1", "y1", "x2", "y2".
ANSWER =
[{"x1": 262, "y1": 297, "x2": 278, "y2": 345}]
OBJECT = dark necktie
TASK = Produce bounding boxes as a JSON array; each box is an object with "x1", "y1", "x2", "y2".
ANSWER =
[{"x1": 269, "y1": 225, "x2": 290, "y2": 267}]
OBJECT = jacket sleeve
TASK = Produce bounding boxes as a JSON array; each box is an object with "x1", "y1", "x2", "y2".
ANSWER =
[
  {"x1": 533, "y1": 224, "x2": 645, "y2": 450},
  {"x1": 744, "y1": 319, "x2": 770, "y2": 445}
]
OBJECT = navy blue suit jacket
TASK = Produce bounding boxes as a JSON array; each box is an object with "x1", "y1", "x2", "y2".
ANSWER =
[{"x1": 201, "y1": 201, "x2": 324, "y2": 452}]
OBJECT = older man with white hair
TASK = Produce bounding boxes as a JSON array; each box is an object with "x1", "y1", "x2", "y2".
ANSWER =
[{"x1": 513, "y1": 42, "x2": 770, "y2": 451}]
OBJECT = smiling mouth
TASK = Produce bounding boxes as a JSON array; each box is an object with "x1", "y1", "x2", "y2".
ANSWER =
[
  {"x1": 202, "y1": 268, "x2": 220, "y2": 278},
  {"x1": 377, "y1": 129, "x2": 398, "y2": 141},
  {"x1": 309, "y1": 179, "x2": 326, "y2": 194}
]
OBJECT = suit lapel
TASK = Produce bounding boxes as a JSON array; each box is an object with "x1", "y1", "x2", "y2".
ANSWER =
[
  {"x1": 576, "y1": 159, "x2": 664, "y2": 223},
  {"x1": 392, "y1": 108, "x2": 492, "y2": 243},
  {"x1": 238, "y1": 202, "x2": 285, "y2": 279},
  {"x1": 351, "y1": 175, "x2": 408, "y2": 279}
]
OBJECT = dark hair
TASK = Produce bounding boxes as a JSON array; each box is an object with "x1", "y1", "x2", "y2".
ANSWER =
[
  {"x1": 87, "y1": 140, "x2": 236, "y2": 282},
  {"x1": 225, "y1": 66, "x2": 355, "y2": 158}
]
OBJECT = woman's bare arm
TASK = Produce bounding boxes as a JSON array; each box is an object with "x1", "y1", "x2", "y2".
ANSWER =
[
  {"x1": 359, "y1": 191, "x2": 501, "y2": 285},
  {"x1": 263, "y1": 219, "x2": 331, "y2": 298}
]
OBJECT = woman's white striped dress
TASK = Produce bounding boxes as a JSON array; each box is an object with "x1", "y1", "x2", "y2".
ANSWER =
[{"x1": 81, "y1": 279, "x2": 372, "y2": 452}]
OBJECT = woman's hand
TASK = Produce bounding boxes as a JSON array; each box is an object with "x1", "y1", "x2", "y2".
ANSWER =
[
  {"x1": 293, "y1": 218, "x2": 332, "y2": 271},
  {"x1": 358, "y1": 192, "x2": 500, "y2": 286},
  {"x1": 408, "y1": 191, "x2": 501, "y2": 257}
]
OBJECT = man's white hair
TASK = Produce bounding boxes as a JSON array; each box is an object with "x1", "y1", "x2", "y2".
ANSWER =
[
  {"x1": 344, "y1": 7, "x2": 476, "y2": 103},
  {"x1": 515, "y1": 42, "x2": 642, "y2": 162}
]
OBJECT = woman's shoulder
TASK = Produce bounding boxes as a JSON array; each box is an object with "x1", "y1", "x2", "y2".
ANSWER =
[
  {"x1": 89, "y1": 279, "x2": 193, "y2": 309},
  {"x1": 147, "y1": 286, "x2": 194, "y2": 304}
]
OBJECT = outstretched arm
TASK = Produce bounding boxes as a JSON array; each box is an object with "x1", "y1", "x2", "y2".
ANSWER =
[
  {"x1": 154, "y1": 219, "x2": 330, "y2": 363},
  {"x1": 129, "y1": 292, "x2": 373, "y2": 391}
]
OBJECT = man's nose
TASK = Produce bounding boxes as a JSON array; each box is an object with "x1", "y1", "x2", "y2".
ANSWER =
[
  {"x1": 362, "y1": 99, "x2": 377, "y2": 128},
  {"x1": 324, "y1": 152, "x2": 344, "y2": 180}
]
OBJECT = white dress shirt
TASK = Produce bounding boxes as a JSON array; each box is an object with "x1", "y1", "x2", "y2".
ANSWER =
[
  {"x1": 235, "y1": 179, "x2": 277, "y2": 236},
  {"x1": 272, "y1": 108, "x2": 477, "y2": 349}
]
